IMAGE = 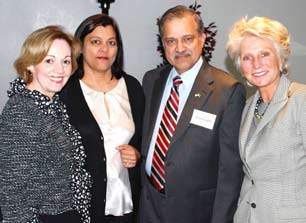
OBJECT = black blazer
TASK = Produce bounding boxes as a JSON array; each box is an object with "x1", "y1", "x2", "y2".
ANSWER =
[{"x1": 60, "y1": 71, "x2": 145, "y2": 223}]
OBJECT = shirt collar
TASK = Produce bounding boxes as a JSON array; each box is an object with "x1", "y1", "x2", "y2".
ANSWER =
[
  {"x1": 168, "y1": 57, "x2": 203, "y2": 86},
  {"x1": 79, "y1": 79, "x2": 96, "y2": 96}
]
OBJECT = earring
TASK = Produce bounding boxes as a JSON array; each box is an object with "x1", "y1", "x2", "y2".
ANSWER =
[{"x1": 27, "y1": 69, "x2": 33, "y2": 75}]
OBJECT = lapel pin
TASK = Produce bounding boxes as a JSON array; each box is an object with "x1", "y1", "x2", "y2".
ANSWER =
[{"x1": 194, "y1": 93, "x2": 202, "y2": 98}]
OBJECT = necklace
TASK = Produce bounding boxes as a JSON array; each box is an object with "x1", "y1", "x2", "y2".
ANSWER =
[{"x1": 254, "y1": 97, "x2": 270, "y2": 120}]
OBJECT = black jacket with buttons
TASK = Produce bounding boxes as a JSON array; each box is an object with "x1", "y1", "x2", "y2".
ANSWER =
[{"x1": 60, "y1": 71, "x2": 145, "y2": 223}]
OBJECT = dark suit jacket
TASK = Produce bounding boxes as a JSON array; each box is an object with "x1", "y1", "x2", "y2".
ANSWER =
[
  {"x1": 60, "y1": 71, "x2": 145, "y2": 223},
  {"x1": 138, "y1": 60, "x2": 246, "y2": 223}
]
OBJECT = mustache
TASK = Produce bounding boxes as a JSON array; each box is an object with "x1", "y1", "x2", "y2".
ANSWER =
[{"x1": 174, "y1": 51, "x2": 192, "y2": 58}]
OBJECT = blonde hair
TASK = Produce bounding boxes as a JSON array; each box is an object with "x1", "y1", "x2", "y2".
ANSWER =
[
  {"x1": 14, "y1": 25, "x2": 80, "y2": 83},
  {"x1": 226, "y1": 16, "x2": 290, "y2": 74}
]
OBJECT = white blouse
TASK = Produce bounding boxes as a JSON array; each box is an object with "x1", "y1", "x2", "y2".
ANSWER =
[{"x1": 80, "y1": 78, "x2": 135, "y2": 216}]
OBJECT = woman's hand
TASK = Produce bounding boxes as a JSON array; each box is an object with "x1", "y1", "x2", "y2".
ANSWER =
[{"x1": 117, "y1": 144, "x2": 141, "y2": 168}]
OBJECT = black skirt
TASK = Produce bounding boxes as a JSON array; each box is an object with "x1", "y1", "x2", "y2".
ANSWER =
[{"x1": 39, "y1": 210, "x2": 81, "y2": 223}]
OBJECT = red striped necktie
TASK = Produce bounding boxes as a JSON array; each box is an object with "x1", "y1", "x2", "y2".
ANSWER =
[{"x1": 150, "y1": 75, "x2": 183, "y2": 191}]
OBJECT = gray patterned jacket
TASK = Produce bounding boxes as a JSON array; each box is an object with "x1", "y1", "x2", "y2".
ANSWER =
[{"x1": 0, "y1": 78, "x2": 91, "y2": 223}]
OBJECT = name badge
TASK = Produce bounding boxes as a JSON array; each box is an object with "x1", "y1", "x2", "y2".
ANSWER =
[{"x1": 190, "y1": 109, "x2": 216, "y2": 130}]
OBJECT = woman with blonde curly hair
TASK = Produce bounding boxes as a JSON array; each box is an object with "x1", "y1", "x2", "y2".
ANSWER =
[{"x1": 227, "y1": 16, "x2": 306, "y2": 223}]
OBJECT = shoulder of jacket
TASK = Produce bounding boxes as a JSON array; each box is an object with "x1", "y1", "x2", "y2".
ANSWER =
[
  {"x1": 288, "y1": 82, "x2": 306, "y2": 97},
  {"x1": 145, "y1": 64, "x2": 172, "y2": 76},
  {"x1": 210, "y1": 66, "x2": 240, "y2": 84}
]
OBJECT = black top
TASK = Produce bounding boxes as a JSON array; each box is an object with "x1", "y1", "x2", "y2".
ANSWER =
[{"x1": 60, "y1": 71, "x2": 145, "y2": 223}]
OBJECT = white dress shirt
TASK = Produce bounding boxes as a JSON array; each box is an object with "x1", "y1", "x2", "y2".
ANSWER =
[{"x1": 145, "y1": 57, "x2": 203, "y2": 175}]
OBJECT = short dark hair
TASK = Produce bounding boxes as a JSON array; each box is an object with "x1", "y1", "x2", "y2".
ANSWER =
[
  {"x1": 74, "y1": 14, "x2": 124, "y2": 79},
  {"x1": 158, "y1": 5, "x2": 205, "y2": 39}
]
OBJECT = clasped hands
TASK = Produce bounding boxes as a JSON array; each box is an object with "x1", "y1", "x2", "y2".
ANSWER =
[{"x1": 117, "y1": 144, "x2": 141, "y2": 168}]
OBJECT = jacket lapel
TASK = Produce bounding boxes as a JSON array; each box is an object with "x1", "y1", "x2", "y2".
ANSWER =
[
  {"x1": 143, "y1": 67, "x2": 171, "y2": 155},
  {"x1": 241, "y1": 75, "x2": 291, "y2": 160},
  {"x1": 170, "y1": 62, "x2": 213, "y2": 147},
  {"x1": 253, "y1": 75, "x2": 291, "y2": 136},
  {"x1": 239, "y1": 93, "x2": 258, "y2": 160}
]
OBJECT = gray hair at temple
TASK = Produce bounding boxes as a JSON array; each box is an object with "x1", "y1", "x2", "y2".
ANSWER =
[
  {"x1": 226, "y1": 16, "x2": 291, "y2": 74},
  {"x1": 158, "y1": 5, "x2": 205, "y2": 39}
]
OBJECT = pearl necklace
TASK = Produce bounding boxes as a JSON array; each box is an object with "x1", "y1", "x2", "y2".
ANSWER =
[{"x1": 254, "y1": 97, "x2": 270, "y2": 120}]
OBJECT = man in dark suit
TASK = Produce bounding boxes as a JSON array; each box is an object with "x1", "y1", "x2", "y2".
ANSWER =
[{"x1": 138, "y1": 5, "x2": 246, "y2": 223}]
